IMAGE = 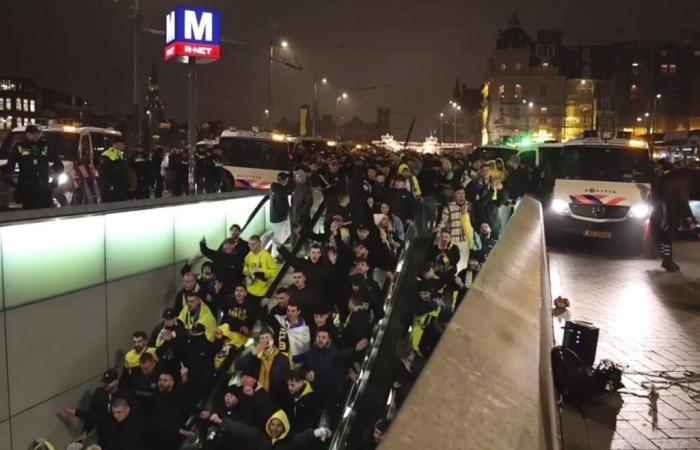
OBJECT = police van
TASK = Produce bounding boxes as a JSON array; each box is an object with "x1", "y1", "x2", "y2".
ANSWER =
[
  {"x1": 0, "y1": 124, "x2": 123, "y2": 205},
  {"x1": 217, "y1": 129, "x2": 292, "y2": 189},
  {"x1": 547, "y1": 134, "x2": 653, "y2": 247}
]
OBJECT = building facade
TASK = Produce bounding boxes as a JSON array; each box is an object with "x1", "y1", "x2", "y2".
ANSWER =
[
  {"x1": 485, "y1": 16, "x2": 566, "y2": 144},
  {"x1": 0, "y1": 77, "x2": 39, "y2": 132}
]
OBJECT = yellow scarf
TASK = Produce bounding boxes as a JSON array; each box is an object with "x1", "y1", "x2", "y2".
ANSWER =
[{"x1": 257, "y1": 346, "x2": 280, "y2": 392}]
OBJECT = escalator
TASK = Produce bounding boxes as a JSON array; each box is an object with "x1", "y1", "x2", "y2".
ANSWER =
[
  {"x1": 329, "y1": 201, "x2": 437, "y2": 450},
  {"x1": 178, "y1": 195, "x2": 327, "y2": 450}
]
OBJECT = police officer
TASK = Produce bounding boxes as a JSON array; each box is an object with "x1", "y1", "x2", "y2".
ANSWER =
[
  {"x1": 130, "y1": 146, "x2": 150, "y2": 199},
  {"x1": 172, "y1": 147, "x2": 189, "y2": 196},
  {"x1": 205, "y1": 146, "x2": 225, "y2": 193},
  {"x1": 100, "y1": 137, "x2": 130, "y2": 202},
  {"x1": 195, "y1": 146, "x2": 207, "y2": 194},
  {"x1": 3, "y1": 125, "x2": 63, "y2": 209}
]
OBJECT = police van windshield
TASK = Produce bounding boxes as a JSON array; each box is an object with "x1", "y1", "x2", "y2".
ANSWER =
[
  {"x1": 559, "y1": 145, "x2": 651, "y2": 183},
  {"x1": 90, "y1": 132, "x2": 121, "y2": 159},
  {"x1": 218, "y1": 137, "x2": 290, "y2": 170},
  {"x1": 0, "y1": 130, "x2": 79, "y2": 161},
  {"x1": 470, "y1": 146, "x2": 518, "y2": 163}
]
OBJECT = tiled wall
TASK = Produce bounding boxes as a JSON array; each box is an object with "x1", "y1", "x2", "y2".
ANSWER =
[{"x1": 0, "y1": 193, "x2": 269, "y2": 449}]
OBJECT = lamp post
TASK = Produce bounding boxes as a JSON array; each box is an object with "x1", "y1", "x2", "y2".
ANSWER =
[
  {"x1": 452, "y1": 103, "x2": 461, "y2": 144},
  {"x1": 312, "y1": 77, "x2": 328, "y2": 137},
  {"x1": 527, "y1": 101, "x2": 534, "y2": 137},
  {"x1": 439, "y1": 112, "x2": 444, "y2": 144},
  {"x1": 268, "y1": 38, "x2": 299, "y2": 127},
  {"x1": 264, "y1": 109, "x2": 270, "y2": 130},
  {"x1": 334, "y1": 92, "x2": 348, "y2": 137}
]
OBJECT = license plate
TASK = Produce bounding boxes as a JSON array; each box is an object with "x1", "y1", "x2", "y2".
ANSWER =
[{"x1": 584, "y1": 230, "x2": 612, "y2": 239}]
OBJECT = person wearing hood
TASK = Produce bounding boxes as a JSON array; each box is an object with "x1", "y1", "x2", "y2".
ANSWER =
[
  {"x1": 397, "y1": 161, "x2": 422, "y2": 198},
  {"x1": 286, "y1": 370, "x2": 323, "y2": 432},
  {"x1": 360, "y1": 417, "x2": 392, "y2": 450},
  {"x1": 239, "y1": 328, "x2": 291, "y2": 407},
  {"x1": 386, "y1": 174, "x2": 416, "y2": 226},
  {"x1": 349, "y1": 270, "x2": 383, "y2": 322},
  {"x1": 209, "y1": 409, "x2": 332, "y2": 450}
]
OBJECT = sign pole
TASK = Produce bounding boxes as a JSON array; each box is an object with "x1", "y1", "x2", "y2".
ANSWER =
[{"x1": 187, "y1": 59, "x2": 197, "y2": 194}]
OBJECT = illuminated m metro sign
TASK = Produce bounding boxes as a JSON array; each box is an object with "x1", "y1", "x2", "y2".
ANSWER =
[{"x1": 164, "y1": 6, "x2": 221, "y2": 63}]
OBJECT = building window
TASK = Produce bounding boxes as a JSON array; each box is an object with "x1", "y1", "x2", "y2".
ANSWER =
[
  {"x1": 582, "y1": 66, "x2": 591, "y2": 79},
  {"x1": 30, "y1": 118, "x2": 35, "y2": 124},
  {"x1": 540, "y1": 85, "x2": 547, "y2": 98},
  {"x1": 4, "y1": 99, "x2": 9, "y2": 110},
  {"x1": 15, "y1": 98, "x2": 21, "y2": 111},
  {"x1": 498, "y1": 107, "x2": 504, "y2": 121},
  {"x1": 0, "y1": 100, "x2": 3, "y2": 111},
  {"x1": 535, "y1": 44, "x2": 543, "y2": 58},
  {"x1": 498, "y1": 84, "x2": 505, "y2": 97},
  {"x1": 514, "y1": 84, "x2": 523, "y2": 98},
  {"x1": 22, "y1": 99, "x2": 28, "y2": 112},
  {"x1": 29, "y1": 100, "x2": 35, "y2": 112},
  {"x1": 582, "y1": 48, "x2": 591, "y2": 63},
  {"x1": 500, "y1": 63, "x2": 507, "y2": 71},
  {"x1": 513, "y1": 107, "x2": 520, "y2": 120},
  {"x1": 515, "y1": 62, "x2": 522, "y2": 71},
  {"x1": 661, "y1": 64, "x2": 668, "y2": 74},
  {"x1": 660, "y1": 50, "x2": 668, "y2": 58},
  {"x1": 540, "y1": 106, "x2": 548, "y2": 114},
  {"x1": 695, "y1": 50, "x2": 700, "y2": 57},
  {"x1": 630, "y1": 84, "x2": 638, "y2": 100},
  {"x1": 542, "y1": 62, "x2": 549, "y2": 68},
  {"x1": 546, "y1": 44, "x2": 555, "y2": 57},
  {"x1": 669, "y1": 64, "x2": 677, "y2": 75}
]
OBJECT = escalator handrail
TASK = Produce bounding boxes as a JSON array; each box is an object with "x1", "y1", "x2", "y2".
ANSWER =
[
  {"x1": 328, "y1": 201, "x2": 436, "y2": 448},
  {"x1": 264, "y1": 200, "x2": 327, "y2": 298},
  {"x1": 241, "y1": 194, "x2": 270, "y2": 232}
]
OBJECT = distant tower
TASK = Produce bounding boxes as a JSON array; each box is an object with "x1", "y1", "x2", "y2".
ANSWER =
[{"x1": 144, "y1": 63, "x2": 165, "y2": 134}]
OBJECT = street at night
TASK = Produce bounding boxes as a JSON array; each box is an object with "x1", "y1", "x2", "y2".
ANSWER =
[{"x1": 1, "y1": 1, "x2": 700, "y2": 450}]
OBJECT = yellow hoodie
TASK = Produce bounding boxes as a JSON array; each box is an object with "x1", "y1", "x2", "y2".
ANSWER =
[
  {"x1": 398, "y1": 162, "x2": 422, "y2": 197},
  {"x1": 266, "y1": 409, "x2": 291, "y2": 444},
  {"x1": 244, "y1": 249, "x2": 279, "y2": 297}
]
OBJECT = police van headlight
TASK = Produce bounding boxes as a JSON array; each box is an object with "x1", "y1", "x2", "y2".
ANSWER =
[
  {"x1": 630, "y1": 203, "x2": 651, "y2": 219},
  {"x1": 551, "y1": 199, "x2": 570, "y2": 215},
  {"x1": 57, "y1": 173, "x2": 69, "y2": 185}
]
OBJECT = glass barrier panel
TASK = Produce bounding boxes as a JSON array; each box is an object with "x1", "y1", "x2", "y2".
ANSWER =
[
  {"x1": 105, "y1": 208, "x2": 175, "y2": 280},
  {"x1": 173, "y1": 202, "x2": 227, "y2": 261},
  {"x1": 1, "y1": 215, "x2": 105, "y2": 308}
]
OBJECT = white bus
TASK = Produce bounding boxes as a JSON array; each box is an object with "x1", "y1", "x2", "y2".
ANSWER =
[
  {"x1": 547, "y1": 136, "x2": 653, "y2": 247},
  {"x1": 0, "y1": 125, "x2": 123, "y2": 205},
  {"x1": 218, "y1": 129, "x2": 292, "y2": 190}
]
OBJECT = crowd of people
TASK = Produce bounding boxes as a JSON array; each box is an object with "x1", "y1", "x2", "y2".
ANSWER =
[{"x1": 50, "y1": 142, "x2": 537, "y2": 450}]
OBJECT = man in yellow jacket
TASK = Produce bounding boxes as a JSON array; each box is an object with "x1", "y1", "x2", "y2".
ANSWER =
[
  {"x1": 123, "y1": 331, "x2": 158, "y2": 374},
  {"x1": 178, "y1": 293, "x2": 217, "y2": 342},
  {"x1": 243, "y1": 235, "x2": 279, "y2": 298}
]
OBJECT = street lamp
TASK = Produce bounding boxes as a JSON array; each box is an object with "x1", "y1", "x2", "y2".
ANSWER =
[
  {"x1": 312, "y1": 76, "x2": 329, "y2": 137},
  {"x1": 264, "y1": 109, "x2": 270, "y2": 130},
  {"x1": 334, "y1": 92, "x2": 349, "y2": 137},
  {"x1": 451, "y1": 102, "x2": 461, "y2": 144},
  {"x1": 526, "y1": 101, "x2": 534, "y2": 135},
  {"x1": 268, "y1": 38, "x2": 300, "y2": 126},
  {"x1": 439, "y1": 112, "x2": 444, "y2": 144}
]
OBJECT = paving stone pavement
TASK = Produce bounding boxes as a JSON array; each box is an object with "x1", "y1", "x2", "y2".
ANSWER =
[{"x1": 550, "y1": 241, "x2": 700, "y2": 450}]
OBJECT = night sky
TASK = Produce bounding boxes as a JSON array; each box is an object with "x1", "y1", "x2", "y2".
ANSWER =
[{"x1": 2, "y1": 0, "x2": 698, "y2": 137}]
